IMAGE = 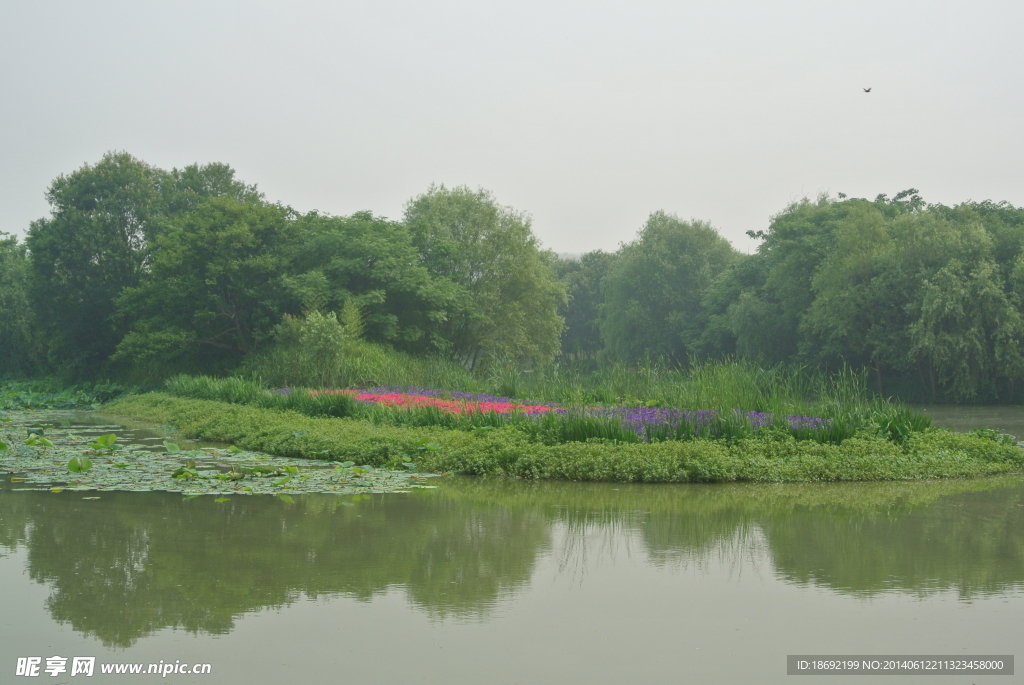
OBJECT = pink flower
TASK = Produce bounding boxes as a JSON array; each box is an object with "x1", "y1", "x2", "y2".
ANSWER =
[{"x1": 309, "y1": 389, "x2": 555, "y2": 415}]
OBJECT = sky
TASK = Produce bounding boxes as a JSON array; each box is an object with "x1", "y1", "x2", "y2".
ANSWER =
[{"x1": 1, "y1": 0, "x2": 1021, "y2": 254}]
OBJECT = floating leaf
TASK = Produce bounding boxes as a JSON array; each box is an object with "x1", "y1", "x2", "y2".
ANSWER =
[
  {"x1": 171, "y1": 467, "x2": 199, "y2": 480},
  {"x1": 82, "y1": 496, "x2": 101, "y2": 500},
  {"x1": 88, "y1": 433, "x2": 120, "y2": 453},
  {"x1": 273, "y1": 476, "x2": 293, "y2": 487},
  {"x1": 214, "y1": 497, "x2": 230, "y2": 503},
  {"x1": 50, "y1": 487, "x2": 63, "y2": 493},
  {"x1": 68, "y1": 456, "x2": 93, "y2": 473}
]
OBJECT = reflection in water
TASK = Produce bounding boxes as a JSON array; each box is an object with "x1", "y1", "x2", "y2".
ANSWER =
[
  {"x1": 1, "y1": 475, "x2": 1023, "y2": 647},
  {"x1": 0, "y1": 488, "x2": 549, "y2": 646}
]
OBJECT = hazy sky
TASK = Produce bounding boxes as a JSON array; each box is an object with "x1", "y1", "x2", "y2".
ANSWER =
[{"x1": 2, "y1": 0, "x2": 1021, "y2": 254}]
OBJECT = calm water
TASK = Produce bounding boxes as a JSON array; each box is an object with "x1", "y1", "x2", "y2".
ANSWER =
[{"x1": 1, "y1": 408, "x2": 1023, "y2": 684}]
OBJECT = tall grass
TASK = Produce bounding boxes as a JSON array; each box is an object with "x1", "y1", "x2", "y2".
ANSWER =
[
  {"x1": 240, "y1": 338, "x2": 483, "y2": 394},
  {"x1": 164, "y1": 375, "x2": 359, "y2": 418},
  {"x1": 165, "y1": 348, "x2": 931, "y2": 446}
]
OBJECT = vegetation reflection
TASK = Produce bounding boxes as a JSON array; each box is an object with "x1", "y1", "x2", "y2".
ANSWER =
[{"x1": 1, "y1": 475, "x2": 1023, "y2": 647}]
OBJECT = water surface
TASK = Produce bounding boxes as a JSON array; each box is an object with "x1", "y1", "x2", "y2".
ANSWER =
[{"x1": 1, "y1": 411, "x2": 1023, "y2": 683}]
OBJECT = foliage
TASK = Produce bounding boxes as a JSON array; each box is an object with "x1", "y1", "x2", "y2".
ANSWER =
[
  {"x1": 102, "y1": 394, "x2": 1024, "y2": 482},
  {"x1": 17, "y1": 151, "x2": 1024, "y2": 404},
  {"x1": 162, "y1": 358, "x2": 932, "y2": 447},
  {"x1": 0, "y1": 379, "x2": 130, "y2": 410},
  {"x1": 0, "y1": 234, "x2": 37, "y2": 376},
  {"x1": 404, "y1": 184, "x2": 566, "y2": 366},
  {"x1": 25, "y1": 153, "x2": 259, "y2": 378},
  {"x1": 601, "y1": 211, "x2": 740, "y2": 363},
  {"x1": 723, "y1": 192, "x2": 1024, "y2": 401},
  {"x1": 555, "y1": 250, "x2": 618, "y2": 360},
  {"x1": 287, "y1": 211, "x2": 458, "y2": 353},
  {"x1": 25, "y1": 152, "x2": 165, "y2": 374},
  {"x1": 113, "y1": 197, "x2": 298, "y2": 373}
]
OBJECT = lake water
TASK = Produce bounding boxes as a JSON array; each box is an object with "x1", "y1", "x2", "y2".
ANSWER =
[{"x1": 1, "y1": 407, "x2": 1022, "y2": 684}]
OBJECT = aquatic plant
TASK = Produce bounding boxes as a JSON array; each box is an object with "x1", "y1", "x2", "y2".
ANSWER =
[
  {"x1": 0, "y1": 379, "x2": 131, "y2": 410},
  {"x1": 102, "y1": 394, "x2": 1024, "y2": 483},
  {"x1": 161, "y1": 364, "x2": 932, "y2": 446}
]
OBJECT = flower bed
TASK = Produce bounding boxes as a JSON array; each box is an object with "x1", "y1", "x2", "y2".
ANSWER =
[
  {"x1": 309, "y1": 388, "x2": 558, "y2": 415},
  {"x1": 304, "y1": 387, "x2": 835, "y2": 442}
]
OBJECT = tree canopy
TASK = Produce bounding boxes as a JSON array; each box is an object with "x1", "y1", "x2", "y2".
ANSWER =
[
  {"x1": 600, "y1": 212, "x2": 739, "y2": 364},
  {"x1": 12, "y1": 151, "x2": 1024, "y2": 402},
  {"x1": 404, "y1": 185, "x2": 565, "y2": 366}
]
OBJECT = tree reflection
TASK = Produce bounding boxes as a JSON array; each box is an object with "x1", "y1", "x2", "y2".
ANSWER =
[
  {"x1": 0, "y1": 488, "x2": 548, "y2": 646},
  {"x1": 2, "y1": 475, "x2": 1024, "y2": 647}
]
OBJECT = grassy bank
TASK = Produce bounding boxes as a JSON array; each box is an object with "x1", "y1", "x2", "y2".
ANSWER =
[
  {"x1": 163, "y1": 372, "x2": 931, "y2": 445},
  {"x1": 100, "y1": 394, "x2": 1024, "y2": 483}
]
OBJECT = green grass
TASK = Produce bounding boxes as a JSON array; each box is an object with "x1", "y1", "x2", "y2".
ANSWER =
[
  {"x1": 164, "y1": 360, "x2": 933, "y2": 446},
  {"x1": 99, "y1": 394, "x2": 1024, "y2": 483}
]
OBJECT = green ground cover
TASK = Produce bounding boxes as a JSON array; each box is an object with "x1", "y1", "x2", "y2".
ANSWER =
[
  {"x1": 0, "y1": 379, "x2": 131, "y2": 410},
  {"x1": 99, "y1": 394, "x2": 1024, "y2": 483}
]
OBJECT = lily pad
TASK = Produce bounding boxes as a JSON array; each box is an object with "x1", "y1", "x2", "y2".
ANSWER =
[{"x1": 1, "y1": 409, "x2": 441, "y2": 499}]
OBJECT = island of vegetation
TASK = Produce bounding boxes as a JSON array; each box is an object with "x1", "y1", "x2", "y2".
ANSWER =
[{"x1": 3, "y1": 152, "x2": 1024, "y2": 484}]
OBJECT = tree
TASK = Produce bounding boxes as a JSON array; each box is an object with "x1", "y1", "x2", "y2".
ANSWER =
[
  {"x1": 0, "y1": 234, "x2": 36, "y2": 376},
  {"x1": 113, "y1": 197, "x2": 298, "y2": 373},
  {"x1": 288, "y1": 211, "x2": 459, "y2": 353},
  {"x1": 26, "y1": 152, "x2": 165, "y2": 374},
  {"x1": 555, "y1": 250, "x2": 618, "y2": 360},
  {"x1": 25, "y1": 152, "x2": 262, "y2": 376},
  {"x1": 404, "y1": 185, "x2": 565, "y2": 366},
  {"x1": 600, "y1": 211, "x2": 739, "y2": 363}
]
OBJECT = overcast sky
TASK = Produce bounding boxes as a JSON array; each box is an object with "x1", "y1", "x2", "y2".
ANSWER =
[{"x1": 2, "y1": 0, "x2": 1021, "y2": 254}]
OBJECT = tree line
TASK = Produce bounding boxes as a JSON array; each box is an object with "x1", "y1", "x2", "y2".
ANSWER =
[
  {"x1": 558, "y1": 190, "x2": 1024, "y2": 402},
  {"x1": 3, "y1": 151, "x2": 1023, "y2": 402}
]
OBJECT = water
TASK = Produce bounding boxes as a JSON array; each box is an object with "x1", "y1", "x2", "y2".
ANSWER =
[
  {"x1": 919, "y1": 404, "x2": 1024, "y2": 438},
  {"x1": 1, "y1": 409, "x2": 1023, "y2": 684}
]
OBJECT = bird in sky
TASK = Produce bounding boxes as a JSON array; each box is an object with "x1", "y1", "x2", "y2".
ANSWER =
[{"x1": 863, "y1": 87, "x2": 872, "y2": 93}]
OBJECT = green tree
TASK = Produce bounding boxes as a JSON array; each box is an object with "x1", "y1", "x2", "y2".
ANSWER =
[
  {"x1": 555, "y1": 250, "x2": 618, "y2": 360},
  {"x1": 600, "y1": 211, "x2": 739, "y2": 363},
  {"x1": 288, "y1": 211, "x2": 459, "y2": 353},
  {"x1": 404, "y1": 185, "x2": 565, "y2": 366},
  {"x1": 0, "y1": 233, "x2": 36, "y2": 376},
  {"x1": 113, "y1": 197, "x2": 298, "y2": 373},
  {"x1": 25, "y1": 152, "x2": 261, "y2": 376},
  {"x1": 26, "y1": 152, "x2": 165, "y2": 374}
]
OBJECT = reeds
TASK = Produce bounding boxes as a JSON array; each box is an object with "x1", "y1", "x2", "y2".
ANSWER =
[{"x1": 163, "y1": 354, "x2": 931, "y2": 447}]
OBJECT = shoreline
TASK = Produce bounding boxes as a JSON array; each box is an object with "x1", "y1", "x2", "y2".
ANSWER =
[{"x1": 95, "y1": 393, "x2": 1024, "y2": 484}]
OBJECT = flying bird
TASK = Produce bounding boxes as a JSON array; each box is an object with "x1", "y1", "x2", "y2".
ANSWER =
[{"x1": 863, "y1": 87, "x2": 872, "y2": 93}]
